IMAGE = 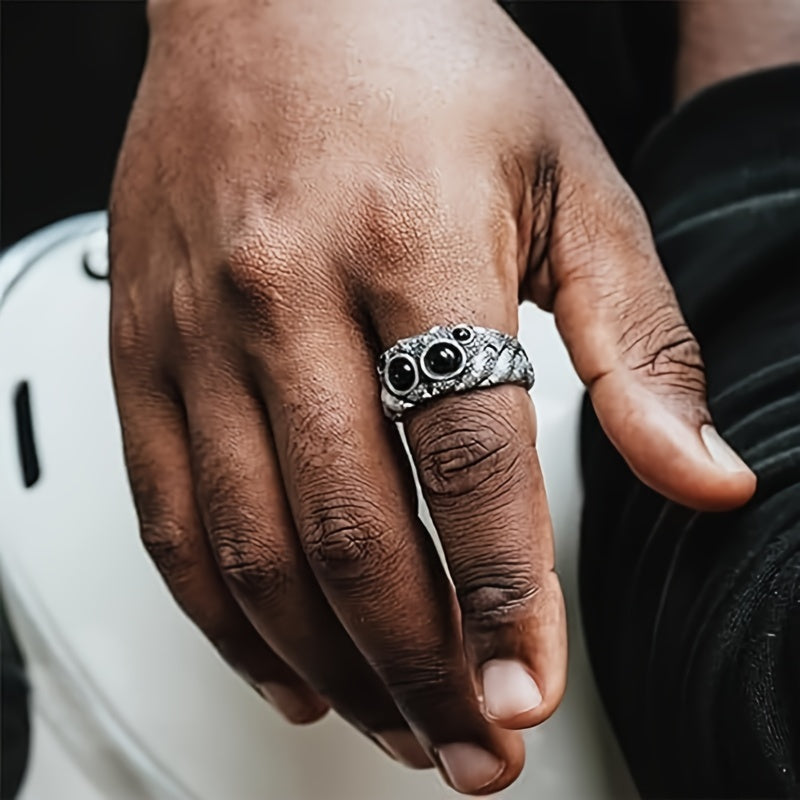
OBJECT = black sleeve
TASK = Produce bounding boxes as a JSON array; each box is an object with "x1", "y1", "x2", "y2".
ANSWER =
[{"x1": 579, "y1": 65, "x2": 800, "y2": 800}]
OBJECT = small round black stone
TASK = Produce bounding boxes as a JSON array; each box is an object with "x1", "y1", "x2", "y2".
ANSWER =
[
  {"x1": 423, "y1": 341, "x2": 464, "y2": 377},
  {"x1": 386, "y1": 355, "x2": 417, "y2": 393},
  {"x1": 452, "y1": 326, "x2": 473, "y2": 343}
]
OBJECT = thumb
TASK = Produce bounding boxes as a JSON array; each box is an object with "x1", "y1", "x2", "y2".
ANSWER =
[{"x1": 525, "y1": 170, "x2": 756, "y2": 511}]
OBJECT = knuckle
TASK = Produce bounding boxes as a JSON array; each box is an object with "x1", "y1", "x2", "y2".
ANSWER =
[
  {"x1": 213, "y1": 527, "x2": 291, "y2": 605},
  {"x1": 624, "y1": 304, "x2": 706, "y2": 395},
  {"x1": 197, "y1": 462, "x2": 293, "y2": 604},
  {"x1": 223, "y1": 231, "x2": 272, "y2": 291},
  {"x1": 301, "y1": 493, "x2": 395, "y2": 583},
  {"x1": 412, "y1": 396, "x2": 526, "y2": 501},
  {"x1": 139, "y1": 514, "x2": 196, "y2": 583},
  {"x1": 458, "y1": 567, "x2": 541, "y2": 629},
  {"x1": 219, "y1": 226, "x2": 301, "y2": 329}
]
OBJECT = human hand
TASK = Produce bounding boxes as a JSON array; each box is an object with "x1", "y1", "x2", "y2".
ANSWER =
[{"x1": 109, "y1": 0, "x2": 756, "y2": 794}]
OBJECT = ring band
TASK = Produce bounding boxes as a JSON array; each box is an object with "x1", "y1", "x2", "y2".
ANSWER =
[{"x1": 377, "y1": 324, "x2": 535, "y2": 420}]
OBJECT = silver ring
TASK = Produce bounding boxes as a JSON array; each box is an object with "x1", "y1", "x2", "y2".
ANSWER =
[{"x1": 378, "y1": 324, "x2": 535, "y2": 420}]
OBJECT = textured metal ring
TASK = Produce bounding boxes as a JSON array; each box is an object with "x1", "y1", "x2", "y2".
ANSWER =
[{"x1": 378, "y1": 324, "x2": 535, "y2": 420}]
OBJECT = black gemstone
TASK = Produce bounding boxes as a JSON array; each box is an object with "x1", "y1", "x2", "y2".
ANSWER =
[
  {"x1": 452, "y1": 326, "x2": 473, "y2": 343},
  {"x1": 423, "y1": 341, "x2": 464, "y2": 377},
  {"x1": 386, "y1": 355, "x2": 417, "y2": 393}
]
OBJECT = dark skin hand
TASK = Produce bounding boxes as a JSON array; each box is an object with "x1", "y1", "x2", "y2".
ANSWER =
[{"x1": 109, "y1": 0, "x2": 756, "y2": 794}]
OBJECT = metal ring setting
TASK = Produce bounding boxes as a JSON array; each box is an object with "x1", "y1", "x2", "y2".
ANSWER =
[{"x1": 378, "y1": 324, "x2": 535, "y2": 420}]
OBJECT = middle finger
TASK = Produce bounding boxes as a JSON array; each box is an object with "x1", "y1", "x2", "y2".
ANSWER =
[{"x1": 179, "y1": 361, "x2": 430, "y2": 767}]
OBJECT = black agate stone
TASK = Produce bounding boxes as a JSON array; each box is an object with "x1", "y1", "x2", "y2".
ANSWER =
[
  {"x1": 386, "y1": 354, "x2": 417, "y2": 394},
  {"x1": 452, "y1": 326, "x2": 474, "y2": 343},
  {"x1": 423, "y1": 341, "x2": 465, "y2": 379}
]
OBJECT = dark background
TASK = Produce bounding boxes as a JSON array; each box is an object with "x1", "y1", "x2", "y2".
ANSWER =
[
  {"x1": 0, "y1": 0, "x2": 675, "y2": 250},
  {"x1": 1, "y1": 1, "x2": 147, "y2": 249}
]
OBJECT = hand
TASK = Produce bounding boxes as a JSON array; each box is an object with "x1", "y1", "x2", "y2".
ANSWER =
[{"x1": 109, "y1": 0, "x2": 756, "y2": 794}]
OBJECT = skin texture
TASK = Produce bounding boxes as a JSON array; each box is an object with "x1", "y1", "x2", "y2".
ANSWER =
[{"x1": 110, "y1": 0, "x2": 756, "y2": 794}]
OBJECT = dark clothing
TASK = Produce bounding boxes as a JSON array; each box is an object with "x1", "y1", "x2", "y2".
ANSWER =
[
  {"x1": 580, "y1": 66, "x2": 800, "y2": 799},
  {"x1": 0, "y1": 595, "x2": 29, "y2": 800}
]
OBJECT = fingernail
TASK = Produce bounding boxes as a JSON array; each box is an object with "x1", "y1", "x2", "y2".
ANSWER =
[
  {"x1": 481, "y1": 659, "x2": 542, "y2": 721},
  {"x1": 374, "y1": 731, "x2": 433, "y2": 769},
  {"x1": 436, "y1": 743, "x2": 504, "y2": 794},
  {"x1": 259, "y1": 682, "x2": 325, "y2": 724},
  {"x1": 700, "y1": 425, "x2": 750, "y2": 473}
]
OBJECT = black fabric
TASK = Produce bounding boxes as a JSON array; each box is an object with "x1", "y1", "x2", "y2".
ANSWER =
[
  {"x1": 0, "y1": 594, "x2": 30, "y2": 800},
  {"x1": 580, "y1": 66, "x2": 800, "y2": 799}
]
